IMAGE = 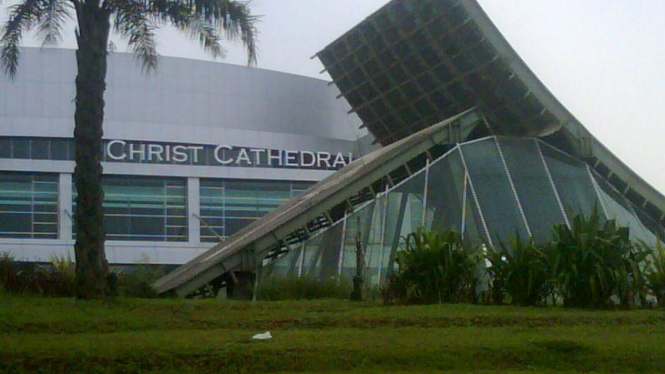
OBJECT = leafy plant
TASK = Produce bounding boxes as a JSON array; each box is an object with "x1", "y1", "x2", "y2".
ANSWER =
[
  {"x1": 115, "y1": 264, "x2": 165, "y2": 299},
  {"x1": 0, "y1": 253, "x2": 75, "y2": 297},
  {"x1": 486, "y1": 234, "x2": 554, "y2": 306},
  {"x1": 643, "y1": 240, "x2": 665, "y2": 306},
  {"x1": 548, "y1": 210, "x2": 648, "y2": 308},
  {"x1": 49, "y1": 254, "x2": 76, "y2": 296},
  {"x1": 0, "y1": 252, "x2": 16, "y2": 287},
  {"x1": 384, "y1": 228, "x2": 480, "y2": 305}
]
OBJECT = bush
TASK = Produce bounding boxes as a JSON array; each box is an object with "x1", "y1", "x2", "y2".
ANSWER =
[
  {"x1": 256, "y1": 275, "x2": 351, "y2": 301},
  {"x1": 486, "y1": 234, "x2": 554, "y2": 306},
  {"x1": 0, "y1": 254, "x2": 75, "y2": 297},
  {"x1": 548, "y1": 211, "x2": 649, "y2": 308},
  {"x1": 0, "y1": 252, "x2": 16, "y2": 286},
  {"x1": 114, "y1": 264, "x2": 165, "y2": 298},
  {"x1": 644, "y1": 240, "x2": 665, "y2": 306},
  {"x1": 0, "y1": 252, "x2": 164, "y2": 299},
  {"x1": 49, "y1": 254, "x2": 76, "y2": 296},
  {"x1": 383, "y1": 228, "x2": 481, "y2": 305}
]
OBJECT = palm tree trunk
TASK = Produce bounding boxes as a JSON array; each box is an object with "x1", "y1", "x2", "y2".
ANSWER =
[{"x1": 73, "y1": 2, "x2": 111, "y2": 299}]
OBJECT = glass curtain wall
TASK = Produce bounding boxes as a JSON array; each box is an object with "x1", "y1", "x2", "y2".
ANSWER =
[
  {"x1": 261, "y1": 136, "x2": 665, "y2": 287},
  {"x1": 73, "y1": 176, "x2": 187, "y2": 241},
  {"x1": 0, "y1": 172, "x2": 58, "y2": 239},
  {"x1": 199, "y1": 180, "x2": 314, "y2": 242}
]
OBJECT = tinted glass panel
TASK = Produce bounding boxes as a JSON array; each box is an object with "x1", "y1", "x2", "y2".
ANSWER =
[
  {"x1": 540, "y1": 142, "x2": 600, "y2": 220},
  {"x1": 499, "y1": 138, "x2": 567, "y2": 243},
  {"x1": 382, "y1": 171, "x2": 426, "y2": 276},
  {"x1": 0, "y1": 139, "x2": 11, "y2": 158},
  {"x1": 73, "y1": 176, "x2": 187, "y2": 242},
  {"x1": 425, "y1": 149, "x2": 465, "y2": 233},
  {"x1": 594, "y1": 174, "x2": 657, "y2": 246},
  {"x1": 341, "y1": 202, "x2": 376, "y2": 282},
  {"x1": 199, "y1": 179, "x2": 314, "y2": 243},
  {"x1": 50, "y1": 139, "x2": 70, "y2": 160},
  {"x1": 460, "y1": 139, "x2": 528, "y2": 245},
  {"x1": 0, "y1": 172, "x2": 58, "y2": 239},
  {"x1": 30, "y1": 139, "x2": 50, "y2": 160},
  {"x1": 12, "y1": 139, "x2": 30, "y2": 159}
]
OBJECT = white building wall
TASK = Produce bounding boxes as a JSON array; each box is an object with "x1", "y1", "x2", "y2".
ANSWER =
[{"x1": 0, "y1": 48, "x2": 373, "y2": 265}]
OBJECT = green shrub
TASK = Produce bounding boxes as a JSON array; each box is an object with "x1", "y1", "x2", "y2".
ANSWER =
[
  {"x1": 256, "y1": 275, "x2": 351, "y2": 301},
  {"x1": 644, "y1": 240, "x2": 665, "y2": 306},
  {"x1": 115, "y1": 264, "x2": 165, "y2": 298},
  {"x1": 0, "y1": 252, "x2": 16, "y2": 286},
  {"x1": 383, "y1": 228, "x2": 481, "y2": 305},
  {"x1": 486, "y1": 234, "x2": 554, "y2": 306},
  {"x1": 548, "y1": 211, "x2": 648, "y2": 308},
  {"x1": 0, "y1": 252, "x2": 75, "y2": 297},
  {"x1": 49, "y1": 254, "x2": 76, "y2": 296}
]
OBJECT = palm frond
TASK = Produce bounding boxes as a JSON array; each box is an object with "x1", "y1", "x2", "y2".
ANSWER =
[
  {"x1": 108, "y1": 0, "x2": 159, "y2": 71},
  {"x1": 1, "y1": 0, "x2": 42, "y2": 78},
  {"x1": 180, "y1": 16, "x2": 225, "y2": 58},
  {"x1": 36, "y1": 0, "x2": 73, "y2": 46},
  {"x1": 210, "y1": 0, "x2": 258, "y2": 65},
  {"x1": 149, "y1": 0, "x2": 259, "y2": 66}
]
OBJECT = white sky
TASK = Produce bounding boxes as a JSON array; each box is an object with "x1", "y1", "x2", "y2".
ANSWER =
[{"x1": 2, "y1": 0, "x2": 664, "y2": 192}]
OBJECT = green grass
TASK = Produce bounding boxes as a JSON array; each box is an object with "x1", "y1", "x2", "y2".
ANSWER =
[{"x1": 1, "y1": 292, "x2": 665, "y2": 373}]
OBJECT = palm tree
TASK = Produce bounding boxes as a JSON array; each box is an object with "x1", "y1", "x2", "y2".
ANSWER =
[{"x1": 1, "y1": 0, "x2": 258, "y2": 299}]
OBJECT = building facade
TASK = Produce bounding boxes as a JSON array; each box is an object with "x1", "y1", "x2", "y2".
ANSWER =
[
  {"x1": 153, "y1": 0, "x2": 665, "y2": 296},
  {"x1": 0, "y1": 47, "x2": 369, "y2": 265}
]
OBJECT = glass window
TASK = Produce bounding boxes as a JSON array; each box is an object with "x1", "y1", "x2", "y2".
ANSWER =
[
  {"x1": 499, "y1": 138, "x2": 568, "y2": 243},
  {"x1": 199, "y1": 179, "x2": 314, "y2": 243},
  {"x1": 30, "y1": 139, "x2": 51, "y2": 160},
  {"x1": 0, "y1": 138, "x2": 11, "y2": 158},
  {"x1": 381, "y1": 171, "x2": 427, "y2": 277},
  {"x1": 199, "y1": 179, "x2": 226, "y2": 241},
  {"x1": 265, "y1": 245, "x2": 302, "y2": 279},
  {"x1": 301, "y1": 234, "x2": 323, "y2": 277},
  {"x1": 460, "y1": 138, "x2": 529, "y2": 245},
  {"x1": 341, "y1": 202, "x2": 376, "y2": 282},
  {"x1": 12, "y1": 139, "x2": 30, "y2": 159},
  {"x1": 540, "y1": 142, "x2": 600, "y2": 221},
  {"x1": 0, "y1": 172, "x2": 59, "y2": 239},
  {"x1": 314, "y1": 224, "x2": 344, "y2": 282},
  {"x1": 74, "y1": 176, "x2": 187, "y2": 242},
  {"x1": 50, "y1": 139, "x2": 70, "y2": 160},
  {"x1": 593, "y1": 174, "x2": 657, "y2": 246},
  {"x1": 425, "y1": 149, "x2": 466, "y2": 233},
  {"x1": 634, "y1": 208, "x2": 665, "y2": 244}
]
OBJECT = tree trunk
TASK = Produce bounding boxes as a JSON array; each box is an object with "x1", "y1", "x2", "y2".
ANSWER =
[
  {"x1": 351, "y1": 216, "x2": 364, "y2": 302},
  {"x1": 73, "y1": 2, "x2": 111, "y2": 299}
]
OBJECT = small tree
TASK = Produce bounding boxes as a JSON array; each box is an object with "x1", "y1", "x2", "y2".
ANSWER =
[
  {"x1": 350, "y1": 215, "x2": 364, "y2": 301},
  {"x1": 1, "y1": 0, "x2": 258, "y2": 299}
]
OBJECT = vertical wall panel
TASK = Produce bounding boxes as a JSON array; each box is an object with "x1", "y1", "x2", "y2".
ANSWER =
[
  {"x1": 499, "y1": 138, "x2": 567, "y2": 243},
  {"x1": 460, "y1": 138, "x2": 529, "y2": 244},
  {"x1": 539, "y1": 142, "x2": 600, "y2": 221}
]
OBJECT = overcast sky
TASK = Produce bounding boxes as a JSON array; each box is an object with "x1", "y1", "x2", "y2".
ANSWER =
[{"x1": 2, "y1": 0, "x2": 664, "y2": 192}]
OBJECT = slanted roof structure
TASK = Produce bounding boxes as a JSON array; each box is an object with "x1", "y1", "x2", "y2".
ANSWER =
[
  {"x1": 154, "y1": 110, "x2": 483, "y2": 295},
  {"x1": 317, "y1": 0, "x2": 665, "y2": 227},
  {"x1": 155, "y1": 0, "x2": 665, "y2": 295}
]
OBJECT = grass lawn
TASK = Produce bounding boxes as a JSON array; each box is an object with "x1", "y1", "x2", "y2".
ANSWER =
[{"x1": 1, "y1": 293, "x2": 665, "y2": 373}]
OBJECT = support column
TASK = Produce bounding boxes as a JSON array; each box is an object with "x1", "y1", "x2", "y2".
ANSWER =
[
  {"x1": 386, "y1": 192, "x2": 409, "y2": 277},
  {"x1": 59, "y1": 173, "x2": 73, "y2": 241},
  {"x1": 188, "y1": 177, "x2": 200, "y2": 244}
]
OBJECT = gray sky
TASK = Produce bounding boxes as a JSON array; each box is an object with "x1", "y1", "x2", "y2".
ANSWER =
[{"x1": 2, "y1": 0, "x2": 664, "y2": 192}]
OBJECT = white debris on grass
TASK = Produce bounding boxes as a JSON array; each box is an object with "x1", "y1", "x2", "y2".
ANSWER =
[{"x1": 252, "y1": 331, "x2": 272, "y2": 341}]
